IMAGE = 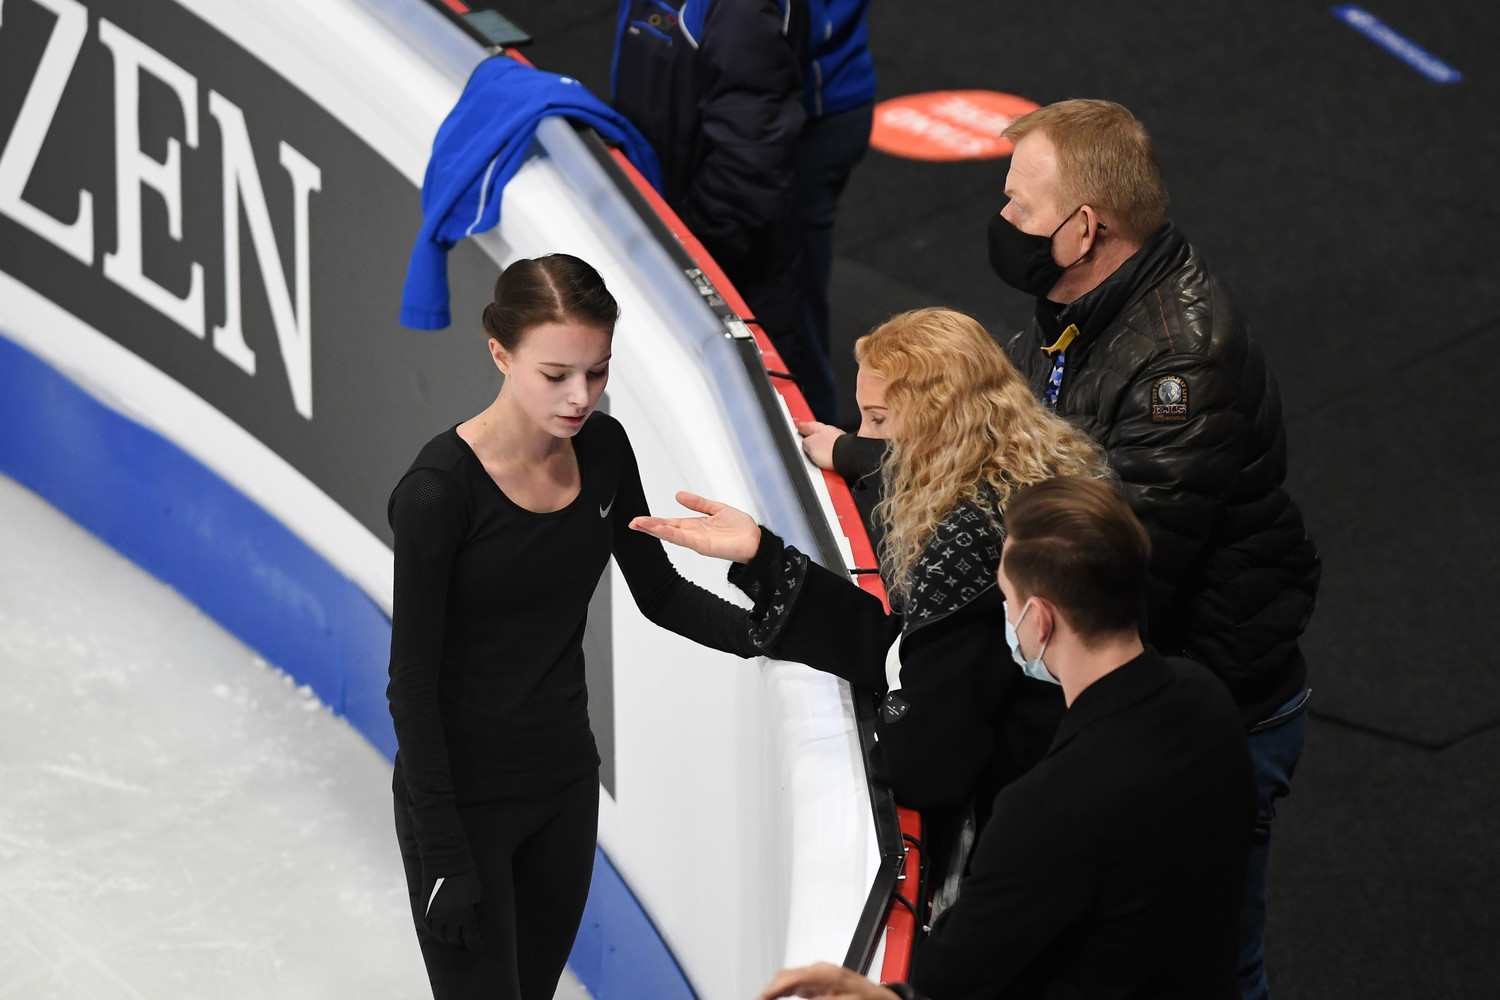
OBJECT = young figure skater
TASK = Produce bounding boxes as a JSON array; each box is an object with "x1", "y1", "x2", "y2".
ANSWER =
[
  {"x1": 633, "y1": 307, "x2": 1110, "y2": 904},
  {"x1": 386, "y1": 254, "x2": 755, "y2": 1000}
]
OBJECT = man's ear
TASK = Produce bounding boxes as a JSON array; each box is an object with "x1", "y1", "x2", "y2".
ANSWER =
[
  {"x1": 1033, "y1": 595, "x2": 1060, "y2": 643},
  {"x1": 1079, "y1": 205, "x2": 1106, "y2": 248}
]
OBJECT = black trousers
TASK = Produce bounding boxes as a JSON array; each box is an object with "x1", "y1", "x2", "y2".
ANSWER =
[{"x1": 394, "y1": 772, "x2": 600, "y2": 1000}]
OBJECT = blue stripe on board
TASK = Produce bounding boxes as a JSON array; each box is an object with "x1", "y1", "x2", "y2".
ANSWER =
[
  {"x1": 1331, "y1": 5, "x2": 1461, "y2": 84},
  {"x1": 572, "y1": 847, "x2": 698, "y2": 1000},
  {"x1": 0, "y1": 331, "x2": 399, "y2": 758},
  {"x1": 0, "y1": 328, "x2": 699, "y2": 1000}
]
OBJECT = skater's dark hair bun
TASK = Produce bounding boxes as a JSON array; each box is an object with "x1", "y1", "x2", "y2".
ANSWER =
[{"x1": 482, "y1": 254, "x2": 619, "y2": 350}]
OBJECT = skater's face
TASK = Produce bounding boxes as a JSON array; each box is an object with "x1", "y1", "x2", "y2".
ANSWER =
[
  {"x1": 491, "y1": 321, "x2": 613, "y2": 437},
  {"x1": 856, "y1": 365, "x2": 898, "y2": 439}
]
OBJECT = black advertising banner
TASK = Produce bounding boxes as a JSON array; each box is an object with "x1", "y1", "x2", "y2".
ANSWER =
[{"x1": 0, "y1": 0, "x2": 503, "y2": 544}]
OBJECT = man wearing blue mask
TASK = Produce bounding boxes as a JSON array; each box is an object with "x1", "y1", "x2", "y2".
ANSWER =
[
  {"x1": 759, "y1": 476, "x2": 1256, "y2": 1000},
  {"x1": 989, "y1": 99, "x2": 1319, "y2": 1000}
]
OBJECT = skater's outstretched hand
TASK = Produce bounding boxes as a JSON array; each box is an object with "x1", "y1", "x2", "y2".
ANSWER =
[
  {"x1": 423, "y1": 870, "x2": 482, "y2": 953},
  {"x1": 630, "y1": 491, "x2": 761, "y2": 564}
]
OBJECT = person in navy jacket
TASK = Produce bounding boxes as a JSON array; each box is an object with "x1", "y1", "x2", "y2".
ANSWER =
[{"x1": 611, "y1": 0, "x2": 840, "y2": 423}]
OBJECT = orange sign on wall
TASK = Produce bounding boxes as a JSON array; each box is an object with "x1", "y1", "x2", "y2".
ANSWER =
[{"x1": 869, "y1": 91, "x2": 1042, "y2": 161}]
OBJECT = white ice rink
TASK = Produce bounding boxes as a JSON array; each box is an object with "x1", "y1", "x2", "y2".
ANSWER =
[{"x1": 0, "y1": 474, "x2": 588, "y2": 1000}]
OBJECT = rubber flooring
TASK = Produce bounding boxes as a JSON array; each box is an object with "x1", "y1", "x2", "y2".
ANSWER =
[{"x1": 503, "y1": 2, "x2": 1499, "y2": 995}]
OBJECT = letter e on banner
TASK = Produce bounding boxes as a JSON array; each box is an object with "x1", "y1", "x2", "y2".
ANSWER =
[
  {"x1": 209, "y1": 91, "x2": 322, "y2": 421},
  {"x1": 99, "y1": 18, "x2": 206, "y2": 338}
]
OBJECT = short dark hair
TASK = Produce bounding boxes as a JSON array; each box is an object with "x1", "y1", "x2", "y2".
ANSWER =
[
  {"x1": 1002, "y1": 477, "x2": 1151, "y2": 642},
  {"x1": 481, "y1": 253, "x2": 619, "y2": 350}
]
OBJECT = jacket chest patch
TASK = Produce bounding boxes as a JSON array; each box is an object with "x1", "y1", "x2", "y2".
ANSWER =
[{"x1": 1151, "y1": 375, "x2": 1189, "y2": 423}]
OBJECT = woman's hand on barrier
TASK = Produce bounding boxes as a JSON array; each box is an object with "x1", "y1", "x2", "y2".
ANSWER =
[
  {"x1": 630, "y1": 491, "x2": 760, "y2": 564},
  {"x1": 797, "y1": 421, "x2": 842, "y2": 471},
  {"x1": 757, "y1": 962, "x2": 902, "y2": 1000}
]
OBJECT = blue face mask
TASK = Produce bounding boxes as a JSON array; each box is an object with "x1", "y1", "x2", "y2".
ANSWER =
[{"x1": 1005, "y1": 599, "x2": 1058, "y2": 686}]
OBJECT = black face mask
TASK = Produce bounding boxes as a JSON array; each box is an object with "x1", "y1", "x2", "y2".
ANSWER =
[{"x1": 987, "y1": 206, "x2": 1095, "y2": 297}]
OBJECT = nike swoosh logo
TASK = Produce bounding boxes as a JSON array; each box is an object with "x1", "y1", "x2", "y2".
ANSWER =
[{"x1": 599, "y1": 493, "x2": 616, "y2": 518}]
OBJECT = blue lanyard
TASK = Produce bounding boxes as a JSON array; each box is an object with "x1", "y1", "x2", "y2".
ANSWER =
[{"x1": 1042, "y1": 350, "x2": 1066, "y2": 408}]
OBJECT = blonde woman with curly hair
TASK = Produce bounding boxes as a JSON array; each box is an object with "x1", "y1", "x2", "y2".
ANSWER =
[
  {"x1": 816, "y1": 307, "x2": 1106, "y2": 606},
  {"x1": 633, "y1": 308, "x2": 1110, "y2": 895}
]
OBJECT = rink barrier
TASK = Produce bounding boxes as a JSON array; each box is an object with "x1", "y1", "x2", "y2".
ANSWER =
[{"x1": 585, "y1": 132, "x2": 913, "y2": 979}]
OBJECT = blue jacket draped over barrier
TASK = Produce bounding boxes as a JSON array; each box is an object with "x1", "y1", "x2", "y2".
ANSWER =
[{"x1": 400, "y1": 57, "x2": 662, "y2": 330}]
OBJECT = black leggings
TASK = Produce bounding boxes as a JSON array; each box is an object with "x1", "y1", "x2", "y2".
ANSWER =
[{"x1": 395, "y1": 772, "x2": 599, "y2": 1000}]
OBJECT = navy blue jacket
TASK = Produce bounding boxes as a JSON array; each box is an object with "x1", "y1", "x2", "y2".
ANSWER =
[{"x1": 611, "y1": 0, "x2": 805, "y2": 274}]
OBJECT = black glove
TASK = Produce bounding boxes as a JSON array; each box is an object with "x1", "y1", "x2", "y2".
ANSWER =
[{"x1": 422, "y1": 869, "x2": 482, "y2": 953}]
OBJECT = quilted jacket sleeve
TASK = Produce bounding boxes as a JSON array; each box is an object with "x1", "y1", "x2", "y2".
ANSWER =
[{"x1": 1100, "y1": 352, "x2": 1249, "y2": 656}]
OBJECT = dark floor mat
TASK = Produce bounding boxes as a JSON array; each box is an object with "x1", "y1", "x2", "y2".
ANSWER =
[
  {"x1": 1268, "y1": 717, "x2": 1500, "y2": 999},
  {"x1": 1288, "y1": 322, "x2": 1500, "y2": 747}
]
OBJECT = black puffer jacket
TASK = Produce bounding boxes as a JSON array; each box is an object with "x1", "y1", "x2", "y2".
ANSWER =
[{"x1": 1003, "y1": 224, "x2": 1320, "y2": 727}]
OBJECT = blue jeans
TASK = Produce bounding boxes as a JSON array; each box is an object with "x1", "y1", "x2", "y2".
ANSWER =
[{"x1": 1239, "y1": 688, "x2": 1310, "y2": 1000}]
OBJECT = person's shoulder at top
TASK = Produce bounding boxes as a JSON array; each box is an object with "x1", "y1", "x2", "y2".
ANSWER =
[
  {"x1": 1116, "y1": 241, "x2": 1250, "y2": 365},
  {"x1": 921, "y1": 490, "x2": 1005, "y2": 561},
  {"x1": 387, "y1": 428, "x2": 471, "y2": 526},
  {"x1": 404, "y1": 426, "x2": 469, "y2": 478},
  {"x1": 901, "y1": 490, "x2": 1005, "y2": 627}
]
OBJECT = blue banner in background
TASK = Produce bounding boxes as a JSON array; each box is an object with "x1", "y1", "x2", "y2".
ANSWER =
[{"x1": 1331, "y1": 5, "x2": 1462, "y2": 84}]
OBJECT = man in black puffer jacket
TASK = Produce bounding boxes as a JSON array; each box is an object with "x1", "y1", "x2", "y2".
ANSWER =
[{"x1": 987, "y1": 100, "x2": 1319, "y2": 1000}]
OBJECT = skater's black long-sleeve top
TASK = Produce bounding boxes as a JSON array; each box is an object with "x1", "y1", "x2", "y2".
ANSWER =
[{"x1": 386, "y1": 413, "x2": 755, "y2": 879}]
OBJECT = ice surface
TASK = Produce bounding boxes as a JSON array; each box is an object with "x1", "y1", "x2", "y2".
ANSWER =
[{"x1": 0, "y1": 475, "x2": 590, "y2": 1000}]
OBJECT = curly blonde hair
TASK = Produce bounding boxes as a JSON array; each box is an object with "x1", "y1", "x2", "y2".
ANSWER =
[{"x1": 856, "y1": 308, "x2": 1110, "y2": 605}]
